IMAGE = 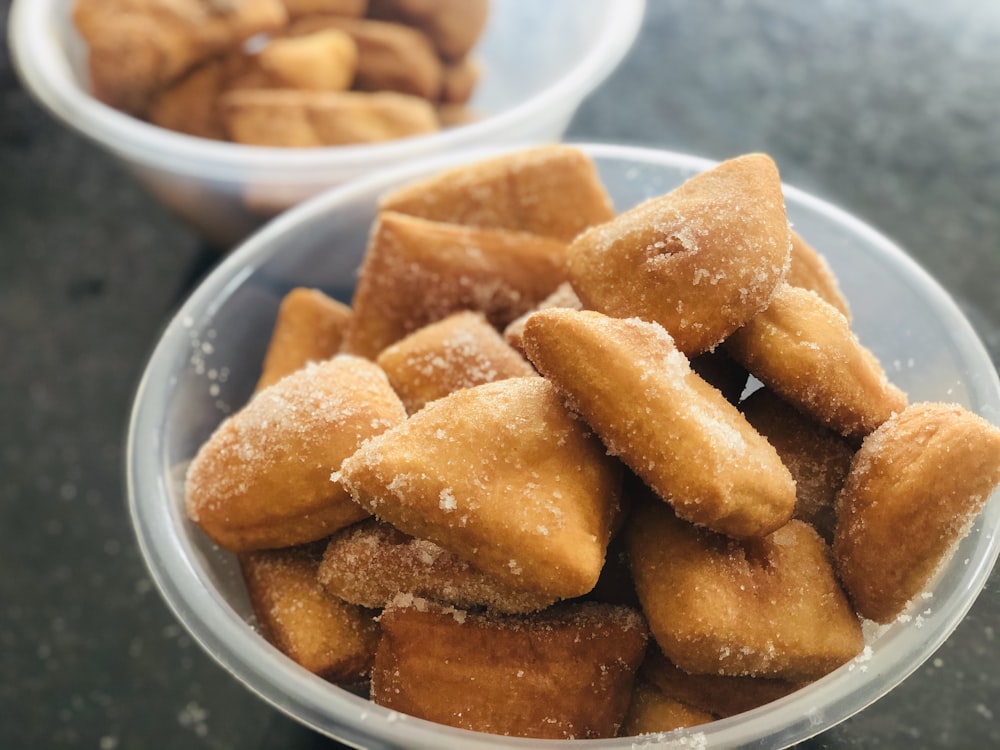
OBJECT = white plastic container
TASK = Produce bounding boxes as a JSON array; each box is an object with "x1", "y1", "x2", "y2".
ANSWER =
[
  {"x1": 127, "y1": 143, "x2": 1000, "y2": 749},
  {"x1": 8, "y1": 0, "x2": 645, "y2": 246}
]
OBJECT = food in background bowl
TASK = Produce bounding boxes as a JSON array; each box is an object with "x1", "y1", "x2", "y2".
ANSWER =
[
  {"x1": 71, "y1": 0, "x2": 488, "y2": 145},
  {"x1": 170, "y1": 145, "x2": 1000, "y2": 741},
  {"x1": 127, "y1": 144, "x2": 1000, "y2": 748}
]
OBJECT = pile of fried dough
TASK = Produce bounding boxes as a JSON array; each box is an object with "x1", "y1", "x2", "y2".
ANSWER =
[
  {"x1": 72, "y1": 0, "x2": 488, "y2": 145},
  {"x1": 184, "y1": 146, "x2": 1000, "y2": 739}
]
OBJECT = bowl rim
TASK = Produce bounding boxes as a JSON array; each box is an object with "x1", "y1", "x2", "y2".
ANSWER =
[
  {"x1": 8, "y1": 0, "x2": 646, "y2": 181},
  {"x1": 126, "y1": 142, "x2": 1000, "y2": 749}
]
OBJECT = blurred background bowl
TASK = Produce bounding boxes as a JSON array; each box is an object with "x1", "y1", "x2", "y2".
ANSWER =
[
  {"x1": 127, "y1": 142, "x2": 1000, "y2": 749},
  {"x1": 8, "y1": 0, "x2": 644, "y2": 247}
]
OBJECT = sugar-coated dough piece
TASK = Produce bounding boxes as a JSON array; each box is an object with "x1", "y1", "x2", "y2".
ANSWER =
[
  {"x1": 254, "y1": 30, "x2": 358, "y2": 91},
  {"x1": 318, "y1": 519, "x2": 557, "y2": 613},
  {"x1": 834, "y1": 402, "x2": 1000, "y2": 623},
  {"x1": 626, "y1": 500, "x2": 863, "y2": 682},
  {"x1": 240, "y1": 543, "x2": 379, "y2": 683},
  {"x1": 337, "y1": 377, "x2": 622, "y2": 599},
  {"x1": 376, "y1": 311, "x2": 536, "y2": 413},
  {"x1": 185, "y1": 355, "x2": 406, "y2": 551},
  {"x1": 567, "y1": 153, "x2": 791, "y2": 356},
  {"x1": 378, "y1": 145, "x2": 615, "y2": 242},
  {"x1": 367, "y1": 0, "x2": 490, "y2": 62},
  {"x1": 788, "y1": 230, "x2": 851, "y2": 319},
  {"x1": 288, "y1": 16, "x2": 443, "y2": 99},
  {"x1": 503, "y1": 280, "x2": 582, "y2": 355},
  {"x1": 372, "y1": 599, "x2": 648, "y2": 739},
  {"x1": 725, "y1": 284, "x2": 907, "y2": 439},
  {"x1": 256, "y1": 287, "x2": 352, "y2": 391},
  {"x1": 220, "y1": 89, "x2": 439, "y2": 147},
  {"x1": 342, "y1": 211, "x2": 567, "y2": 359},
  {"x1": 740, "y1": 386, "x2": 855, "y2": 542},
  {"x1": 147, "y1": 58, "x2": 228, "y2": 140},
  {"x1": 73, "y1": 0, "x2": 288, "y2": 114},
  {"x1": 521, "y1": 309, "x2": 795, "y2": 539},
  {"x1": 620, "y1": 679, "x2": 713, "y2": 736},
  {"x1": 640, "y1": 646, "x2": 803, "y2": 719},
  {"x1": 440, "y1": 56, "x2": 481, "y2": 105}
]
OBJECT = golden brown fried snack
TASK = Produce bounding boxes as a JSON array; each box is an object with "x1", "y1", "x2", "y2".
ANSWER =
[
  {"x1": 341, "y1": 211, "x2": 567, "y2": 359},
  {"x1": 375, "y1": 310, "x2": 536, "y2": 413},
  {"x1": 147, "y1": 57, "x2": 228, "y2": 139},
  {"x1": 440, "y1": 56, "x2": 481, "y2": 105},
  {"x1": 725, "y1": 284, "x2": 907, "y2": 439},
  {"x1": 288, "y1": 16, "x2": 443, "y2": 99},
  {"x1": 367, "y1": 0, "x2": 489, "y2": 62},
  {"x1": 788, "y1": 230, "x2": 851, "y2": 319},
  {"x1": 318, "y1": 519, "x2": 557, "y2": 613},
  {"x1": 185, "y1": 355, "x2": 406, "y2": 551},
  {"x1": 256, "y1": 287, "x2": 352, "y2": 392},
  {"x1": 253, "y1": 30, "x2": 358, "y2": 91},
  {"x1": 567, "y1": 153, "x2": 791, "y2": 356},
  {"x1": 336, "y1": 377, "x2": 622, "y2": 599},
  {"x1": 521, "y1": 309, "x2": 795, "y2": 539},
  {"x1": 281, "y1": 0, "x2": 367, "y2": 18},
  {"x1": 220, "y1": 89, "x2": 438, "y2": 146},
  {"x1": 640, "y1": 646, "x2": 804, "y2": 719},
  {"x1": 73, "y1": 0, "x2": 288, "y2": 114},
  {"x1": 740, "y1": 386, "x2": 855, "y2": 542},
  {"x1": 502, "y1": 280, "x2": 582, "y2": 355},
  {"x1": 435, "y1": 103, "x2": 477, "y2": 127},
  {"x1": 833, "y1": 402, "x2": 1000, "y2": 623},
  {"x1": 241, "y1": 543, "x2": 379, "y2": 683},
  {"x1": 620, "y1": 679, "x2": 714, "y2": 736},
  {"x1": 378, "y1": 145, "x2": 615, "y2": 242},
  {"x1": 626, "y1": 500, "x2": 863, "y2": 682},
  {"x1": 372, "y1": 599, "x2": 648, "y2": 739}
]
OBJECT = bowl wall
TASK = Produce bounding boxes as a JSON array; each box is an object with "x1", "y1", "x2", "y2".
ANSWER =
[
  {"x1": 9, "y1": 0, "x2": 645, "y2": 246},
  {"x1": 128, "y1": 143, "x2": 1000, "y2": 749}
]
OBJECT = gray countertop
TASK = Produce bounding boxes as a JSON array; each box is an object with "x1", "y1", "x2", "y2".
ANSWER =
[{"x1": 2, "y1": 1, "x2": 999, "y2": 748}]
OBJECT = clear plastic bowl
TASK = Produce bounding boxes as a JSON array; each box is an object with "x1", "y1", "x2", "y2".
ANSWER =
[
  {"x1": 7, "y1": 0, "x2": 644, "y2": 247},
  {"x1": 127, "y1": 143, "x2": 1000, "y2": 749}
]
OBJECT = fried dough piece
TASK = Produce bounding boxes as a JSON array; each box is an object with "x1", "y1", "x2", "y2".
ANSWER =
[
  {"x1": 281, "y1": 0, "x2": 367, "y2": 18},
  {"x1": 254, "y1": 30, "x2": 358, "y2": 91},
  {"x1": 73, "y1": 0, "x2": 288, "y2": 114},
  {"x1": 725, "y1": 284, "x2": 907, "y2": 439},
  {"x1": 336, "y1": 377, "x2": 622, "y2": 599},
  {"x1": 378, "y1": 145, "x2": 615, "y2": 242},
  {"x1": 834, "y1": 402, "x2": 1000, "y2": 623},
  {"x1": 289, "y1": 16, "x2": 443, "y2": 99},
  {"x1": 521, "y1": 309, "x2": 795, "y2": 539},
  {"x1": 341, "y1": 211, "x2": 567, "y2": 359},
  {"x1": 220, "y1": 89, "x2": 438, "y2": 146},
  {"x1": 318, "y1": 519, "x2": 557, "y2": 613},
  {"x1": 788, "y1": 231, "x2": 851, "y2": 319},
  {"x1": 436, "y1": 103, "x2": 478, "y2": 128},
  {"x1": 626, "y1": 500, "x2": 863, "y2": 682},
  {"x1": 185, "y1": 355, "x2": 406, "y2": 551},
  {"x1": 367, "y1": 0, "x2": 489, "y2": 62},
  {"x1": 256, "y1": 287, "x2": 353, "y2": 392},
  {"x1": 503, "y1": 281, "x2": 582, "y2": 355},
  {"x1": 372, "y1": 599, "x2": 648, "y2": 739},
  {"x1": 620, "y1": 680, "x2": 714, "y2": 736},
  {"x1": 375, "y1": 311, "x2": 536, "y2": 413},
  {"x1": 640, "y1": 646, "x2": 804, "y2": 719},
  {"x1": 241, "y1": 543, "x2": 379, "y2": 683},
  {"x1": 440, "y1": 56, "x2": 481, "y2": 104},
  {"x1": 147, "y1": 57, "x2": 228, "y2": 139},
  {"x1": 740, "y1": 386, "x2": 855, "y2": 542},
  {"x1": 567, "y1": 153, "x2": 791, "y2": 356}
]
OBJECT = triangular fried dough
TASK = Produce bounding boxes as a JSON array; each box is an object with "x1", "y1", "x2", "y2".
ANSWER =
[
  {"x1": 567, "y1": 153, "x2": 791, "y2": 355},
  {"x1": 342, "y1": 211, "x2": 567, "y2": 358},
  {"x1": 626, "y1": 501, "x2": 863, "y2": 682},
  {"x1": 378, "y1": 145, "x2": 615, "y2": 241},
  {"x1": 521, "y1": 309, "x2": 795, "y2": 539},
  {"x1": 336, "y1": 377, "x2": 622, "y2": 599}
]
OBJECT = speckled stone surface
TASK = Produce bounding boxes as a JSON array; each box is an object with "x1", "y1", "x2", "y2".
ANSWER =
[{"x1": 2, "y1": 1, "x2": 999, "y2": 748}]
